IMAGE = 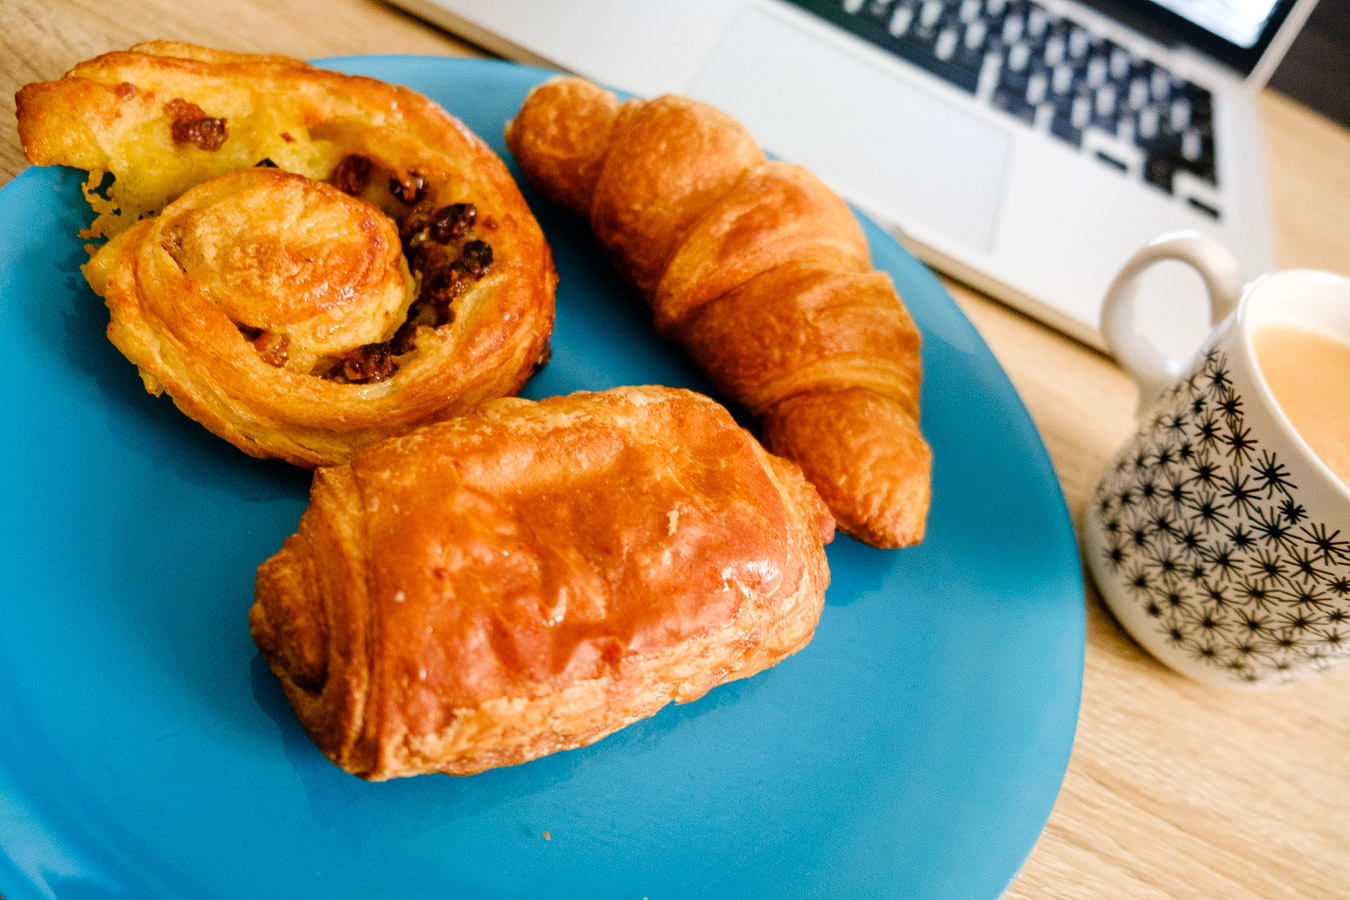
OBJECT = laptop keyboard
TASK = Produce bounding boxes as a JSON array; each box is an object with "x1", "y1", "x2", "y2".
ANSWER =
[{"x1": 784, "y1": 0, "x2": 1221, "y2": 217}]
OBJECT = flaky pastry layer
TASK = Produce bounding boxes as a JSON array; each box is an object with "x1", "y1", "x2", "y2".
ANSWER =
[
  {"x1": 17, "y1": 42, "x2": 556, "y2": 466},
  {"x1": 250, "y1": 386, "x2": 833, "y2": 779}
]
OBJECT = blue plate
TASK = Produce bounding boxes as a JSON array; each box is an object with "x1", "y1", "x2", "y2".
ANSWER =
[{"x1": 0, "y1": 57, "x2": 1082, "y2": 900}]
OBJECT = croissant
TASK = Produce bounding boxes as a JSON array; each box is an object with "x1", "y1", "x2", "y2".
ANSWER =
[
  {"x1": 250, "y1": 385, "x2": 834, "y2": 780},
  {"x1": 16, "y1": 43, "x2": 555, "y2": 467},
  {"x1": 505, "y1": 78, "x2": 931, "y2": 548}
]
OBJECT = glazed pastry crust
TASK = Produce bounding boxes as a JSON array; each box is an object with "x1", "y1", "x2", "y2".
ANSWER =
[
  {"x1": 505, "y1": 78, "x2": 930, "y2": 547},
  {"x1": 17, "y1": 43, "x2": 556, "y2": 467},
  {"x1": 250, "y1": 386, "x2": 834, "y2": 779}
]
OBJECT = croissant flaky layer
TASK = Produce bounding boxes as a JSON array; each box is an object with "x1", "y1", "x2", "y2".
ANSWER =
[
  {"x1": 17, "y1": 43, "x2": 556, "y2": 467},
  {"x1": 250, "y1": 386, "x2": 834, "y2": 780},
  {"x1": 506, "y1": 78, "x2": 932, "y2": 548}
]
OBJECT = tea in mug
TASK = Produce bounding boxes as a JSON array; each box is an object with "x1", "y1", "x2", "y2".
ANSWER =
[{"x1": 1252, "y1": 322, "x2": 1350, "y2": 489}]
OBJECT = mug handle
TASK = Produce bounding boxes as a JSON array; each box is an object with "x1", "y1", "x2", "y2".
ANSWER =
[{"x1": 1100, "y1": 230, "x2": 1246, "y2": 408}]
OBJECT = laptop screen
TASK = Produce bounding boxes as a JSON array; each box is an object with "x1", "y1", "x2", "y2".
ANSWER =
[
  {"x1": 1152, "y1": 0, "x2": 1283, "y2": 49},
  {"x1": 1092, "y1": 0, "x2": 1305, "y2": 76}
]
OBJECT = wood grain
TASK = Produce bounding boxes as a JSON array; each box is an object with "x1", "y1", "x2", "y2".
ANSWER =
[{"x1": 3, "y1": 1, "x2": 1349, "y2": 896}]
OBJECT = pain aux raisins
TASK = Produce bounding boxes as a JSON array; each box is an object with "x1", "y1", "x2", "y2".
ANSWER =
[{"x1": 312, "y1": 198, "x2": 494, "y2": 385}]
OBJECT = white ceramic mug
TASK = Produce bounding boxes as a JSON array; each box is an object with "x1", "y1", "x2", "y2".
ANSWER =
[{"x1": 1086, "y1": 231, "x2": 1350, "y2": 687}]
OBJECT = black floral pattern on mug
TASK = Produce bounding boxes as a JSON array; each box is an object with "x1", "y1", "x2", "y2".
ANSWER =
[{"x1": 1093, "y1": 348, "x2": 1350, "y2": 684}]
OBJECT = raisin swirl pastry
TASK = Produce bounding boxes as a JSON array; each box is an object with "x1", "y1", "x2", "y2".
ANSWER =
[
  {"x1": 16, "y1": 43, "x2": 555, "y2": 467},
  {"x1": 250, "y1": 386, "x2": 834, "y2": 780},
  {"x1": 505, "y1": 78, "x2": 930, "y2": 548}
]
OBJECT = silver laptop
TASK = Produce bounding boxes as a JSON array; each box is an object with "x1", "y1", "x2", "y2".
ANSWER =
[{"x1": 389, "y1": 0, "x2": 1318, "y2": 354}]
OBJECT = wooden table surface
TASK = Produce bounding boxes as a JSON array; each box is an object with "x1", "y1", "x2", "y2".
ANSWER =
[{"x1": 3, "y1": 0, "x2": 1349, "y2": 896}]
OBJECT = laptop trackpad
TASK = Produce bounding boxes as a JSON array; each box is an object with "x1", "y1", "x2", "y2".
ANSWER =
[{"x1": 687, "y1": 5, "x2": 1009, "y2": 254}]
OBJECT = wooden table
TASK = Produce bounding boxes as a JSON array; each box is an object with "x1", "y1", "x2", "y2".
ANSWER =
[{"x1": 3, "y1": 0, "x2": 1349, "y2": 896}]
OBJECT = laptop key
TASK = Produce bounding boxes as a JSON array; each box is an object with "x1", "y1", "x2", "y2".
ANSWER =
[
  {"x1": 1067, "y1": 26, "x2": 1090, "y2": 59},
  {"x1": 1026, "y1": 70, "x2": 1048, "y2": 105},
  {"x1": 920, "y1": 0, "x2": 944, "y2": 30},
  {"x1": 1181, "y1": 128, "x2": 1202, "y2": 163},
  {"x1": 998, "y1": 65, "x2": 1031, "y2": 98},
  {"x1": 890, "y1": 5, "x2": 916, "y2": 35},
  {"x1": 964, "y1": 18, "x2": 988, "y2": 49},
  {"x1": 1169, "y1": 96, "x2": 1192, "y2": 131},
  {"x1": 993, "y1": 84, "x2": 1037, "y2": 124},
  {"x1": 1181, "y1": 131, "x2": 1217, "y2": 185},
  {"x1": 1127, "y1": 76, "x2": 1150, "y2": 109},
  {"x1": 1070, "y1": 94, "x2": 1091, "y2": 129},
  {"x1": 935, "y1": 27, "x2": 960, "y2": 59},
  {"x1": 1143, "y1": 154, "x2": 1177, "y2": 193},
  {"x1": 1092, "y1": 84, "x2": 1119, "y2": 133},
  {"x1": 1150, "y1": 67, "x2": 1172, "y2": 101},
  {"x1": 1026, "y1": 2, "x2": 1049, "y2": 39},
  {"x1": 1044, "y1": 31, "x2": 1066, "y2": 66},
  {"x1": 1050, "y1": 110, "x2": 1083, "y2": 148},
  {"x1": 1050, "y1": 63, "x2": 1074, "y2": 95}
]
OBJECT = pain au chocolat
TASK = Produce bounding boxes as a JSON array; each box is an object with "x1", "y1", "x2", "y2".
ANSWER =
[
  {"x1": 250, "y1": 386, "x2": 834, "y2": 780},
  {"x1": 16, "y1": 43, "x2": 555, "y2": 467}
]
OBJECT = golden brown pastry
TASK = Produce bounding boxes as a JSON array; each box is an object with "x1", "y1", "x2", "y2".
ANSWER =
[
  {"x1": 16, "y1": 43, "x2": 556, "y2": 467},
  {"x1": 250, "y1": 386, "x2": 834, "y2": 780},
  {"x1": 505, "y1": 78, "x2": 931, "y2": 548}
]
